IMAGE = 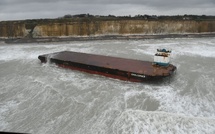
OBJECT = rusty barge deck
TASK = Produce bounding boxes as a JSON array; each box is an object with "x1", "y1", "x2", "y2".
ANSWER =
[{"x1": 38, "y1": 51, "x2": 176, "y2": 82}]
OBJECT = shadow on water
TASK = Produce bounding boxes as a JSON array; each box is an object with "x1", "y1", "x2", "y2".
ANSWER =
[{"x1": 143, "y1": 73, "x2": 177, "y2": 85}]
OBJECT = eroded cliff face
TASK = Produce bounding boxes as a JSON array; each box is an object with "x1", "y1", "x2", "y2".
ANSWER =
[
  {"x1": 0, "y1": 19, "x2": 215, "y2": 38},
  {"x1": 0, "y1": 22, "x2": 27, "y2": 38}
]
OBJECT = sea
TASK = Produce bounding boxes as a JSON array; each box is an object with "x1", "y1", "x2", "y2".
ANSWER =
[{"x1": 0, "y1": 37, "x2": 215, "y2": 134}]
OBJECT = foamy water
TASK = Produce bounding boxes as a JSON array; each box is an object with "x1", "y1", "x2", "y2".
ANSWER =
[{"x1": 0, "y1": 38, "x2": 215, "y2": 134}]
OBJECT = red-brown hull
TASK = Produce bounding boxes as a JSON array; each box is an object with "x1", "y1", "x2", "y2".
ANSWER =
[{"x1": 58, "y1": 64, "x2": 146, "y2": 82}]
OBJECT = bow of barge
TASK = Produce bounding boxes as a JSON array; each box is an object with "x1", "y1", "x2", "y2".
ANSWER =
[{"x1": 38, "y1": 50, "x2": 176, "y2": 82}]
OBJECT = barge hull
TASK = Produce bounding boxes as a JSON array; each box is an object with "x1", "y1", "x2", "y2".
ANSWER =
[{"x1": 38, "y1": 51, "x2": 176, "y2": 82}]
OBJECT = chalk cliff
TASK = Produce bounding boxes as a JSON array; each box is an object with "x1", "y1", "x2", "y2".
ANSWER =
[{"x1": 0, "y1": 18, "x2": 215, "y2": 38}]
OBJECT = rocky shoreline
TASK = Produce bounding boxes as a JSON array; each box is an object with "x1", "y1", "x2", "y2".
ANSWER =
[{"x1": 3, "y1": 33, "x2": 215, "y2": 44}]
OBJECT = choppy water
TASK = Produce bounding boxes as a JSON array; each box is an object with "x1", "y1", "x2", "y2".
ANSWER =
[{"x1": 0, "y1": 38, "x2": 215, "y2": 134}]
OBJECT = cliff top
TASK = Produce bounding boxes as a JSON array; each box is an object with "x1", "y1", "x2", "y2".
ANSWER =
[{"x1": 1, "y1": 14, "x2": 215, "y2": 24}]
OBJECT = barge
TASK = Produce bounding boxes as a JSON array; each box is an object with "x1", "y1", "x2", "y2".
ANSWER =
[{"x1": 38, "y1": 50, "x2": 176, "y2": 82}]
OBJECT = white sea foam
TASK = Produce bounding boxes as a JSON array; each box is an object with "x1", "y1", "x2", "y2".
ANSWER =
[
  {"x1": 130, "y1": 38, "x2": 215, "y2": 59},
  {"x1": 113, "y1": 110, "x2": 215, "y2": 134},
  {"x1": 0, "y1": 42, "x2": 94, "y2": 61},
  {"x1": 120, "y1": 83, "x2": 210, "y2": 118},
  {"x1": 0, "y1": 100, "x2": 19, "y2": 130}
]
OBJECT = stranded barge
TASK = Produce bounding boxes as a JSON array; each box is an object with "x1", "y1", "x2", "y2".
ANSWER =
[{"x1": 38, "y1": 50, "x2": 176, "y2": 82}]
